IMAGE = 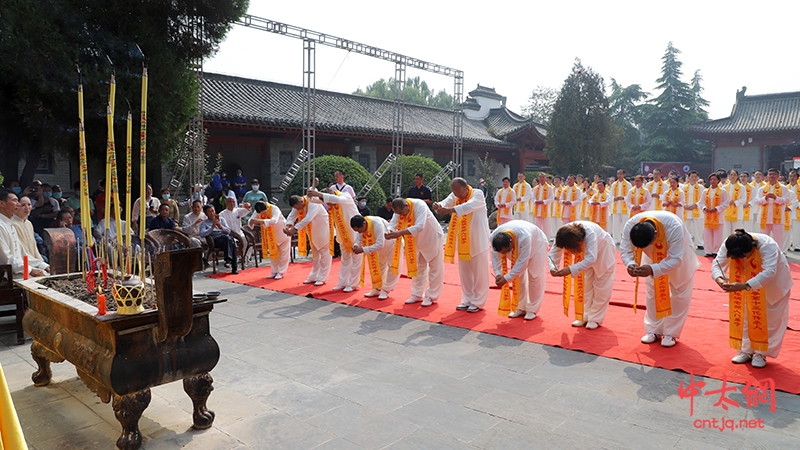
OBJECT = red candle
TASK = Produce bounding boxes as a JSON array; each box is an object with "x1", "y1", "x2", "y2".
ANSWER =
[
  {"x1": 97, "y1": 294, "x2": 106, "y2": 315},
  {"x1": 23, "y1": 256, "x2": 28, "y2": 280}
]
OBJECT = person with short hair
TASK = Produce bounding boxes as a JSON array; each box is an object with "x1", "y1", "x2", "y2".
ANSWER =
[
  {"x1": 332, "y1": 169, "x2": 357, "y2": 199},
  {"x1": 200, "y1": 204, "x2": 238, "y2": 274},
  {"x1": 700, "y1": 173, "x2": 730, "y2": 257},
  {"x1": 625, "y1": 175, "x2": 652, "y2": 217},
  {"x1": 131, "y1": 183, "x2": 160, "y2": 230},
  {"x1": 285, "y1": 194, "x2": 331, "y2": 286},
  {"x1": 243, "y1": 179, "x2": 269, "y2": 206},
  {"x1": 712, "y1": 229, "x2": 792, "y2": 368},
  {"x1": 356, "y1": 196, "x2": 370, "y2": 216},
  {"x1": 11, "y1": 195, "x2": 49, "y2": 273},
  {"x1": 407, "y1": 173, "x2": 432, "y2": 204},
  {"x1": 181, "y1": 199, "x2": 207, "y2": 248},
  {"x1": 149, "y1": 203, "x2": 176, "y2": 231},
  {"x1": 682, "y1": 170, "x2": 705, "y2": 250},
  {"x1": 620, "y1": 211, "x2": 701, "y2": 348},
  {"x1": 532, "y1": 172, "x2": 554, "y2": 238},
  {"x1": 159, "y1": 188, "x2": 180, "y2": 222},
  {"x1": 513, "y1": 172, "x2": 534, "y2": 222},
  {"x1": 755, "y1": 168, "x2": 790, "y2": 247},
  {"x1": 548, "y1": 221, "x2": 616, "y2": 329},
  {"x1": 0, "y1": 189, "x2": 47, "y2": 277},
  {"x1": 29, "y1": 183, "x2": 60, "y2": 234},
  {"x1": 610, "y1": 169, "x2": 631, "y2": 244},
  {"x1": 646, "y1": 169, "x2": 667, "y2": 210},
  {"x1": 560, "y1": 174, "x2": 584, "y2": 225},
  {"x1": 233, "y1": 168, "x2": 247, "y2": 199},
  {"x1": 377, "y1": 196, "x2": 394, "y2": 222},
  {"x1": 307, "y1": 188, "x2": 362, "y2": 292},
  {"x1": 588, "y1": 180, "x2": 611, "y2": 231},
  {"x1": 662, "y1": 176, "x2": 685, "y2": 219},
  {"x1": 490, "y1": 220, "x2": 548, "y2": 321},
  {"x1": 65, "y1": 180, "x2": 95, "y2": 226},
  {"x1": 386, "y1": 197, "x2": 444, "y2": 306},
  {"x1": 724, "y1": 170, "x2": 747, "y2": 239},
  {"x1": 494, "y1": 177, "x2": 516, "y2": 226},
  {"x1": 249, "y1": 201, "x2": 290, "y2": 279},
  {"x1": 350, "y1": 214, "x2": 400, "y2": 300}
]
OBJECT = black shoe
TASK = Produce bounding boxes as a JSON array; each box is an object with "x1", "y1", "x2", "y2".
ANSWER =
[
  {"x1": 231, "y1": 267, "x2": 238, "y2": 275},
  {"x1": 697, "y1": 245, "x2": 704, "y2": 250}
]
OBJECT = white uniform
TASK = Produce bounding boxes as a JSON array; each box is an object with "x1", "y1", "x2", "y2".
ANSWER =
[
  {"x1": 661, "y1": 188, "x2": 685, "y2": 221},
  {"x1": 513, "y1": 181, "x2": 534, "y2": 222},
  {"x1": 755, "y1": 182, "x2": 790, "y2": 249},
  {"x1": 490, "y1": 220, "x2": 548, "y2": 315},
  {"x1": 548, "y1": 221, "x2": 616, "y2": 324},
  {"x1": 10, "y1": 215, "x2": 49, "y2": 271},
  {"x1": 646, "y1": 179, "x2": 668, "y2": 211},
  {"x1": 532, "y1": 183, "x2": 555, "y2": 240},
  {"x1": 494, "y1": 187, "x2": 516, "y2": 225},
  {"x1": 790, "y1": 184, "x2": 800, "y2": 251},
  {"x1": 683, "y1": 182, "x2": 705, "y2": 249},
  {"x1": 625, "y1": 186, "x2": 652, "y2": 217},
  {"x1": 560, "y1": 185, "x2": 585, "y2": 225},
  {"x1": 0, "y1": 214, "x2": 34, "y2": 276},
  {"x1": 711, "y1": 233, "x2": 792, "y2": 358},
  {"x1": 620, "y1": 211, "x2": 701, "y2": 339},
  {"x1": 389, "y1": 199, "x2": 445, "y2": 301},
  {"x1": 219, "y1": 207, "x2": 249, "y2": 235},
  {"x1": 723, "y1": 182, "x2": 747, "y2": 238},
  {"x1": 287, "y1": 200, "x2": 331, "y2": 283},
  {"x1": 316, "y1": 193, "x2": 363, "y2": 289},
  {"x1": 610, "y1": 179, "x2": 632, "y2": 243},
  {"x1": 248, "y1": 204, "x2": 291, "y2": 277},
  {"x1": 355, "y1": 216, "x2": 400, "y2": 293},
  {"x1": 439, "y1": 189, "x2": 491, "y2": 309},
  {"x1": 699, "y1": 185, "x2": 730, "y2": 255}
]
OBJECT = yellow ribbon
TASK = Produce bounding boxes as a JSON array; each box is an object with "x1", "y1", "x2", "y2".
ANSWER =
[
  {"x1": 498, "y1": 229, "x2": 520, "y2": 316},
  {"x1": 391, "y1": 199, "x2": 418, "y2": 277},
  {"x1": 729, "y1": 243, "x2": 769, "y2": 352},
  {"x1": 444, "y1": 186, "x2": 473, "y2": 263},
  {"x1": 704, "y1": 187, "x2": 722, "y2": 229},
  {"x1": 327, "y1": 190, "x2": 354, "y2": 256},
  {"x1": 296, "y1": 197, "x2": 310, "y2": 257},
  {"x1": 562, "y1": 249, "x2": 585, "y2": 320},
  {"x1": 760, "y1": 183, "x2": 783, "y2": 229},
  {"x1": 359, "y1": 217, "x2": 383, "y2": 289},
  {"x1": 633, "y1": 217, "x2": 671, "y2": 318},
  {"x1": 259, "y1": 205, "x2": 280, "y2": 262}
]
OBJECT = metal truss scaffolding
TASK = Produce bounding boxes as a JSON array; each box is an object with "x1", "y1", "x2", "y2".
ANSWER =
[{"x1": 302, "y1": 39, "x2": 316, "y2": 191}]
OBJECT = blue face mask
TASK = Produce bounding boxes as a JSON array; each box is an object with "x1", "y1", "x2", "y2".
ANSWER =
[
  {"x1": 162, "y1": 194, "x2": 170, "y2": 200},
  {"x1": 11, "y1": 187, "x2": 21, "y2": 194},
  {"x1": 43, "y1": 192, "x2": 52, "y2": 199},
  {"x1": 252, "y1": 185, "x2": 259, "y2": 191},
  {"x1": 53, "y1": 192, "x2": 63, "y2": 199},
  {"x1": 359, "y1": 202, "x2": 366, "y2": 208}
]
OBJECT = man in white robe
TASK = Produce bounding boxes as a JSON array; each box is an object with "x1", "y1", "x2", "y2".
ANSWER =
[
  {"x1": 625, "y1": 175, "x2": 652, "y2": 217},
  {"x1": 755, "y1": 168, "x2": 790, "y2": 248},
  {"x1": 494, "y1": 177, "x2": 516, "y2": 226},
  {"x1": 610, "y1": 169, "x2": 632, "y2": 244},
  {"x1": 386, "y1": 198, "x2": 444, "y2": 306},
  {"x1": 490, "y1": 220, "x2": 548, "y2": 321},
  {"x1": 512, "y1": 172, "x2": 534, "y2": 222},
  {"x1": 0, "y1": 189, "x2": 47, "y2": 277},
  {"x1": 682, "y1": 170, "x2": 705, "y2": 250},
  {"x1": 307, "y1": 188, "x2": 363, "y2": 292},
  {"x1": 434, "y1": 178, "x2": 491, "y2": 312},
  {"x1": 700, "y1": 173, "x2": 730, "y2": 256},
  {"x1": 285, "y1": 195, "x2": 331, "y2": 286},
  {"x1": 559, "y1": 175, "x2": 585, "y2": 225},
  {"x1": 350, "y1": 215, "x2": 400, "y2": 300},
  {"x1": 548, "y1": 221, "x2": 616, "y2": 329},
  {"x1": 711, "y1": 230, "x2": 792, "y2": 368},
  {"x1": 248, "y1": 201, "x2": 290, "y2": 279},
  {"x1": 11, "y1": 195, "x2": 49, "y2": 273},
  {"x1": 532, "y1": 173, "x2": 554, "y2": 239},
  {"x1": 620, "y1": 211, "x2": 701, "y2": 347}
]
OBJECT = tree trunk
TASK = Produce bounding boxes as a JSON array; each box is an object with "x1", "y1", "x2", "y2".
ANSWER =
[{"x1": 19, "y1": 140, "x2": 43, "y2": 186}]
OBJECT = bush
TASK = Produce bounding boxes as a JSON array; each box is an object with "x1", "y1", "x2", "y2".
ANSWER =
[
  {"x1": 378, "y1": 155, "x2": 451, "y2": 202},
  {"x1": 284, "y1": 155, "x2": 387, "y2": 213}
]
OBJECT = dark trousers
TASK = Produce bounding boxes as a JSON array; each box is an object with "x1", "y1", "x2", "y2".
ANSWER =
[{"x1": 212, "y1": 234, "x2": 238, "y2": 269}]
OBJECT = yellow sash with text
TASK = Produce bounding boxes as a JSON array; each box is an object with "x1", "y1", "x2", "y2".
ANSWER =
[
  {"x1": 359, "y1": 217, "x2": 383, "y2": 289},
  {"x1": 683, "y1": 184, "x2": 702, "y2": 220},
  {"x1": 760, "y1": 183, "x2": 783, "y2": 229},
  {"x1": 562, "y1": 249, "x2": 585, "y2": 321},
  {"x1": 724, "y1": 183, "x2": 741, "y2": 222},
  {"x1": 633, "y1": 217, "x2": 671, "y2": 318},
  {"x1": 665, "y1": 188, "x2": 682, "y2": 215},
  {"x1": 391, "y1": 199, "x2": 419, "y2": 277},
  {"x1": 327, "y1": 191, "x2": 353, "y2": 256},
  {"x1": 296, "y1": 197, "x2": 310, "y2": 257},
  {"x1": 498, "y1": 229, "x2": 520, "y2": 316},
  {"x1": 743, "y1": 184, "x2": 752, "y2": 221},
  {"x1": 612, "y1": 181, "x2": 629, "y2": 215},
  {"x1": 629, "y1": 187, "x2": 646, "y2": 218},
  {"x1": 554, "y1": 186, "x2": 564, "y2": 218},
  {"x1": 590, "y1": 191, "x2": 608, "y2": 230},
  {"x1": 498, "y1": 187, "x2": 513, "y2": 219},
  {"x1": 728, "y1": 244, "x2": 769, "y2": 352},
  {"x1": 514, "y1": 182, "x2": 528, "y2": 213},
  {"x1": 444, "y1": 186, "x2": 473, "y2": 263},
  {"x1": 258, "y1": 205, "x2": 280, "y2": 262},
  {"x1": 704, "y1": 187, "x2": 722, "y2": 229},
  {"x1": 563, "y1": 186, "x2": 580, "y2": 221},
  {"x1": 534, "y1": 184, "x2": 550, "y2": 218},
  {"x1": 648, "y1": 180, "x2": 665, "y2": 210}
]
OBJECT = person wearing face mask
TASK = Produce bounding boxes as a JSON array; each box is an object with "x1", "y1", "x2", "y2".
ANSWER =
[
  {"x1": 159, "y1": 188, "x2": 180, "y2": 222},
  {"x1": 357, "y1": 196, "x2": 370, "y2": 216},
  {"x1": 233, "y1": 169, "x2": 247, "y2": 199},
  {"x1": 243, "y1": 179, "x2": 268, "y2": 206},
  {"x1": 30, "y1": 183, "x2": 60, "y2": 234},
  {"x1": 6, "y1": 180, "x2": 22, "y2": 196},
  {"x1": 65, "y1": 181, "x2": 95, "y2": 226},
  {"x1": 51, "y1": 184, "x2": 66, "y2": 208}
]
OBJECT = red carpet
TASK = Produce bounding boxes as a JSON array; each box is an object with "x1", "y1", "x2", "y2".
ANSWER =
[{"x1": 212, "y1": 257, "x2": 800, "y2": 394}]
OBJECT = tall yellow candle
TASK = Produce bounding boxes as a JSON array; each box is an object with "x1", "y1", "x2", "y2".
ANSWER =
[
  {"x1": 139, "y1": 66, "x2": 148, "y2": 244},
  {"x1": 104, "y1": 73, "x2": 116, "y2": 237},
  {"x1": 126, "y1": 111, "x2": 133, "y2": 274}
]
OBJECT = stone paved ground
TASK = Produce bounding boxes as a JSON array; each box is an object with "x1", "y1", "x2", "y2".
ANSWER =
[{"x1": 2, "y1": 271, "x2": 800, "y2": 449}]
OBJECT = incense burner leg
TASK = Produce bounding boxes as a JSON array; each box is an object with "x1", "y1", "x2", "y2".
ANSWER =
[
  {"x1": 112, "y1": 389, "x2": 151, "y2": 450},
  {"x1": 183, "y1": 373, "x2": 215, "y2": 429},
  {"x1": 31, "y1": 341, "x2": 63, "y2": 387}
]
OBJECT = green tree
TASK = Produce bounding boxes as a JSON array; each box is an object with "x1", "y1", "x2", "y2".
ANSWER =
[
  {"x1": 608, "y1": 79, "x2": 649, "y2": 173},
  {"x1": 544, "y1": 59, "x2": 620, "y2": 175},
  {"x1": 521, "y1": 85, "x2": 558, "y2": 124},
  {"x1": 0, "y1": 0, "x2": 248, "y2": 185},
  {"x1": 354, "y1": 76, "x2": 454, "y2": 109},
  {"x1": 638, "y1": 42, "x2": 711, "y2": 163},
  {"x1": 377, "y1": 155, "x2": 449, "y2": 201}
]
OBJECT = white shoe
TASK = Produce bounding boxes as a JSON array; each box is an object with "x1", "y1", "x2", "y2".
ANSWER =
[
  {"x1": 332, "y1": 285, "x2": 345, "y2": 291},
  {"x1": 405, "y1": 296, "x2": 423, "y2": 304},
  {"x1": 751, "y1": 354, "x2": 767, "y2": 368},
  {"x1": 571, "y1": 320, "x2": 586, "y2": 327},
  {"x1": 303, "y1": 279, "x2": 315, "y2": 284},
  {"x1": 641, "y1": 333, "x2": 658, "y2": 344},
  {"x1": 467, "y1": 305, "x2": 482, "y2": 313},
  {"x1": 585, "y1": 321, "x2": 598, "y2": 330},
  {"x1": 364, "y1": 289, "x2": 380, "y2": 298},
  {"x1": 274, "y1": 273, "x2": 283, "y2": 280},
  {"x1": 524, "y1": 311, "x2": 537, "y2": 320},
  {"x1": 661, "y1": 335, "x2": 676, "y2": 347},
  {"x1": 421, "y1": 298, "x2": 437, "y2": 307},
  {"x1": 343, "y1": 286, "x2": 354, "y2": 293},
  {"x1": 378, "y1": 291, "x2": 389, "y2": 300},
  {"x1": 731, "y1": 352, "x2": 752, "y2": 364},
  {"x1": 508, "y1": 310, "x2": 525, "y2": 318},
  {"x1": 266, "y1": 273, "x2": 277, "y2": 279},
  {"x1": 314, "y1": 281, "x2": 325, "y2": 286}
]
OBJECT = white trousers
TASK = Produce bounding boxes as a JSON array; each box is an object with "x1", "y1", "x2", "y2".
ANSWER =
[
  {"x1": 457, "y1": 249, "x2": 490, "y2": 308},
  {"x1": 611, "y1": 213, "x2": 627, "y2": 244},
  {"x1": 739, "y1": 291, "x2": 790, "y2": 358},
  {"x1": 307, "y1": 243, "x2": 332, "y2": 283},
  {"x1": 643, "y1": 274, "x2": 694, "y2": 338},
  {"x1": 534, "y1": 217, "x2": 550, "y2": 241},
  {"x1": 549, "y1": 217, "x2": 559, "y2": 240},
  {"x1": 267, "y1": 238, "x2": 291, "y2": 276},
  {"x1": 337, "y1": 246, "x2": 363, "y2": 288},
  {"x1": 580, "y1": 262, "x2": 615, "y2": 324},
  {"x1": 704, "y1": 226, "x2": 725, "y2": 255},
  {"x1": 685, "y1": 217, "x2": 704, "y2": 248},
  {"x1": 723, "y1": 220, "x2": 744, "y2": 239},
  {"x1": 363, "y1": 250, "x2": 401, "y2": 292},
  {"x1": 515, "y1": 241, "x2": 548, "y2": 314},
  {"x1": 760, "y1": 224, "x2": 784, "y2": 250},
  {"x1": 514, "y1": 211, "x2": 533, "y2": 223},
  {"x1": 782, "y1": 224, "x2": 792, "y2": 252},
  {"x1": 792, "y1": 221, "x2": 800, "y2": 250},
  {"x1": 411, "y1": 240, "x2": 445, "y2": 300}
]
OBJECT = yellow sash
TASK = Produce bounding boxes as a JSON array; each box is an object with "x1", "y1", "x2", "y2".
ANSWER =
[
  {"x1": 563, "y1": 186, "x2": 580, "y2": 221},
  {"x1": 683, "y1": 184, "x2": 701, "y2": 220},
  {"x1": 590, "y1": 191, "x2": 608, "y2": 230},
  {"x1": 391, "y1": 199, "x2": 419, "y2": 277},
  {"x1": 444, "y1": 186, "x2": 473, "y2": 263},
  {"x1": 760, "y1": 183, "x2": 783, "y2": 228},
  {"x1": 629, "y1": 187, "x2": 646, "y2": 218},
  {"x1": 704, "y1": 187, "x2": 722, "y2": 229},
  {"x1": 648, "y1": 180, "x2": 665, "y2": 210},
  {"x1": 729, "y1": 244, "x2": 769, "y2": 352},
  {"x1": 359, "y1": 217, "x2": 383, "y2": 289},
  {"x1": 580, "y1": 187, "x2": 593, "y2": 220},
  {"x1": 612, "y1": 181, "x2": 629, "y2": 215},
  {"x1": 743, "y1": 184, "x2": 752, "y2": 221},
  {"x1": 258, "y1": 205, "x2": 280, "y2": 262},
  {"x1": 534, "y1": 184, "x2": 549, "y2": 218},
  {"x1": 296, "y1": 197, "x2": 310, "y2": 257},
  {"x1": 514, "y1": 182, "x2": 527, "y2": 212},
  {"x1": 327, "y1": 190, "x2": 353, "y2": 256},
  {"x1": 725, "y1": 183, "x2": 741, "y2": 221},
  {"x1": 665, "y1": 188, "x2": 681, "y2": 215},
  {"x1": 554, "y1": 186, "x2": 564, "y2": 218},
  {"x1": 633, "y1": 217, "x2": 671, "y2": 318},
  {"x1": 562, "y1": 249, "x2": 585, "y2": 320},
  {"x1": 498, "y1": 229, "x2": 520, "y2": 316}
]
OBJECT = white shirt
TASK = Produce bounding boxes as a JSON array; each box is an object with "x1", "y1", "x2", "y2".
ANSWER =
[
  {"x1": 332, "y1": 183, "x2": 356, "y2": 200},
  {"x1": 699, "y1": 185, "x2": 730, "y2": 221},
  {"x1": 355, "y1": 216, "x2": 394, "y2": 259},
  {"x1": 532, "y1": 183, "x2": 555, "y2": 218},
  {"x1": 725, "y1": 182, "x2": 748, "y2": 221},
  {"x1": 132, "y1": 197, "x2": 161, "y2": 219},
  {"x1": 219, "y1": 207, "x2": 249, "y2": 234},
  {"x1": 548, "y1": 221, "x2": 615, "y2": 276},
  {"x1": 286, "y1": 200, "x2": 330, "y2": 249},
  {"x1": 490, "y1": 220, "x2": 548, "y2": 281},
  {"x1": 625, "y1": 186, "x2": 652, "y2": 213},
  {"x1": 755, "y1": 182, "x2": 790, "y2": 225},
  {"x1": 388, "y1": 198, "x2": 444, "y2": 261},
  {"x1": 248, "y1": 204, "x2": 289, "y2": 245},
  {"x1": 181, "y1": 212, "x2": 208, "y2": 237},
  {"x1": 494, "y1": 187, "x2": 516, "y2": 221},
  {"x1": 560, "y1": 185, "x2": 585, "y2": 220},
  {"x1": 95, "y1": 219, "x2": 134, "y2": 240},
  {"x1": 0, "y1": 214, "x2": 32, "y2": 275},
  {"x1": 438, "y1": 188, "x2": 491, "y2": 258},
  {"x1": 314, "y1": 192, "x2": 360, "y2": 247},
  {"x1": 10, "y1": 215, "x2": 44, "y2": 262}
]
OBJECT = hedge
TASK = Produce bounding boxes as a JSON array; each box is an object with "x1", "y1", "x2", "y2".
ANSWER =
[{"x1": 378, "y1": 155, "x2": 451, "y2": 202}]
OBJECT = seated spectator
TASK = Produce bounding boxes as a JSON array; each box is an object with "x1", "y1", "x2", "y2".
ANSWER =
[
  {"x1": 131, "y1": 183, "x2": 160, "y2": 231},
  {"x1": 159, "y1": 188, "x2": 180, "y2": 222},
  {"x1": 181, "y1": 199, "x2": 207, "y2": 248},
  {"x1": 51, "y1": 184, "x2": 66, "y2": 207},
  {"x1": 11, "y1": 194, "x2": 50, "y2": 273},
  {"x1": 149, "y1": 204, "x2": 176, "y2": 231},
  {"x1": 56, "y1": 209, "x2": 86, "y2": 247},
  {"x1": 66, "y1": 181, "x2": 96, "y2": 226},
  {"x1": 95, "y1": 216, "x2": 134, "y2": 243},
  {"x1": 30, "y1": 183, "x2": 60, "y2": 234},
  {"x1": 199, "y1": 204, "x2": 238, "y2": 274},
  {"x1": 219, "y1": 195, "x2": 250, "y2": 256},
  {"x1": 0, "y1": 189, "x2": 46, "y2": 277}
]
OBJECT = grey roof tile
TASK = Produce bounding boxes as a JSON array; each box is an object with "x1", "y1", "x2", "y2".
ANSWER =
[{"x1": 688, "y1": 91, "x2": 800, "y2": 134}]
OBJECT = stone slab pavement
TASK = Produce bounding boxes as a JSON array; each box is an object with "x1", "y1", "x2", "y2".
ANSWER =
[{"x1": 1, "y1": 271, "x2": 799, "y2": 449}]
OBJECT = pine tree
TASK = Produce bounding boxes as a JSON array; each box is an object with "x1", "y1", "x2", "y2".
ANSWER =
[
  {"x1": 608, "y1": 79, "x2": 649, "y2": 173},
  {"x1": 544, "y1": 59, "x2": 620, "y2": 175}
]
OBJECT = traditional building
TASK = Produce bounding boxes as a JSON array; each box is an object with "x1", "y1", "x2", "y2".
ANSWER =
[
  {"x1": 200, "y1": 73, "x2": 547, "y2": 196},
  {"x1": 688, "y1": 87, "x2": 800, "y2": 173}
]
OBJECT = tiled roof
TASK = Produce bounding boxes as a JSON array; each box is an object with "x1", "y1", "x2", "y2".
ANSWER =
[
  {"x1": 468, "y1": 85, "x2": 505, "y2": 101},
  {"x1": 201, "y1": 73, "x2": 533, "y2": 147},
  {"x1": 688, "y1": 90, "x2": 800, "y2": 134},
  {"x1": 485, "y1": 108, "x2": 547, "y2": 139}
]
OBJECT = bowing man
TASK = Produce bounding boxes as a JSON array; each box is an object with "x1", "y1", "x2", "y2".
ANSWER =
[
  {"x1": 285, "y1": 194, "x2": 331, "y2": 286},
  {"x1": 248, "y1": 201, "x2": 290, "y2": 280},
  {"x1": 350, "y1": 215, "x2": 400, "y2": 300},
  {"x1": 307, "y1": 188, "x2": 362, "y2": 292}
]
